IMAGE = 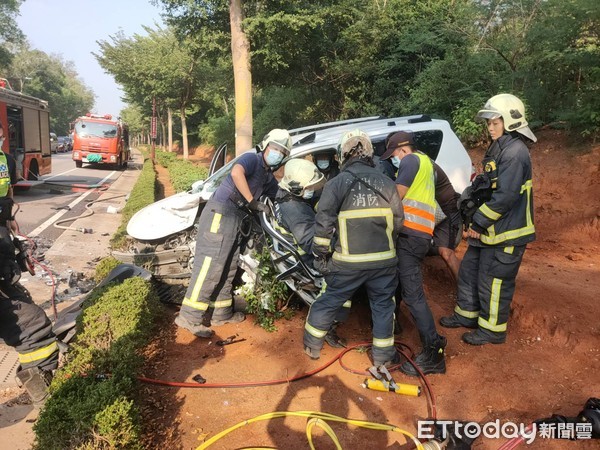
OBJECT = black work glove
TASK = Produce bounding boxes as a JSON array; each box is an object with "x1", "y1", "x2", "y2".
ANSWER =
[
  {"x1": 248, "y1": 199, "x2": 269, "y2": 213},
  {"x1": 313, "y1": 255, "x2": 330, "y2": 276}
]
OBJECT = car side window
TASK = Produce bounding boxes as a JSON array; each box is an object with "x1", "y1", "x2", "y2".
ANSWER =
[{"x1": 413, "y1": 130, "x2": 443, "y2": 160}]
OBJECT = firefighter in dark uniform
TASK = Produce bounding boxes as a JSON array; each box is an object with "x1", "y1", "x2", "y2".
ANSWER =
[
  {"x1": 0, "y1": 122, "x2": 58, "y2": 406},
  {"x1": 304, "y1": 129, "x2": 404, "y2": 365},
  {"x1": 176, "y1": 129, "x2": 292, "y2": 337},
  {"x1": 380, "y1": 131, "x2": 447, "y2": 376},
  {"x1": 275, "y1": 159, "x2": 346, "y2": 347},
  {"x1": 275, "y1": 158, "x2": 325, "y2": 263},
  {"x1": 440, "y1": 94, "x2": 536, "y2": 345}
]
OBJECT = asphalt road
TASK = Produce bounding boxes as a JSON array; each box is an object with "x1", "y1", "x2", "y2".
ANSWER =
[{"x1": 14, "y1": 152, "x2": 123, "y2": 241}]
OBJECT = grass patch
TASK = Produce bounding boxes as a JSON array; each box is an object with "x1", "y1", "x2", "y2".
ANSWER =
[
  {"x1": 155, "y1": 149, "x2": 208, "y2": 193},
  {"x1": 34, "y1": 276, "x2": 161, "y2": 450},
  {"x1": 110, "y1": 157, "x2": 156, "y2": 250}
]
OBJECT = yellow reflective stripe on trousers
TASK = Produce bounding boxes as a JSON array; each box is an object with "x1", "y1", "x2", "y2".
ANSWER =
[
  {"x1": 210, "y1": 299, "x2": 232, "y2": 308},
  {"x1": 454, "y1": 305, "x2": 479, "y2": 319},
  {"x1": 18, "y1": 341, "x2": 58, "y2": 364},
  {"x1": 342, "y1": 300, "x2": 352, "y2": 308},
  {"x1": 478, "y1": 317, "x2": 507, "y2": 332},
  {"x1": 372, "y1": 336, "x2": 395, "y2": 348},
  {"x1": 182, "y1": 256, "x2": 213, "y2": 309},
  {"x1": 210, "y1": 213, "x2": 222, "y2": 233},
  {"x1": 305, "y1": 322, "x2": 328, "y2": 338},
  {"x1": 479, "y1": 203, "x2": 501, "y2": 221},
  {"x1": 504, "y1": 246, "x2": 514, "y2": 254}
]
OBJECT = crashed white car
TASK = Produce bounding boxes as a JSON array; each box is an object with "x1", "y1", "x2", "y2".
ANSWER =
[{"x1": 114, "y1": 115, "x2": 472, "y2": 304}]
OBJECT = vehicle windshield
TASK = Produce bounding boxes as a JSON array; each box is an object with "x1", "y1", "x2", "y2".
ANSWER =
[
  {"x1": 75, "y1": 121, "x2": 117, "y2": 138},
  {"x1": 202, "y1": 154, "x2": 246, "y2": 195}
]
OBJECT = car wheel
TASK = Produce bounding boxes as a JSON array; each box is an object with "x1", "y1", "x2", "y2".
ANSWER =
[{"x1": 75, "y1": 160, "x2": 83, "y2": 168}]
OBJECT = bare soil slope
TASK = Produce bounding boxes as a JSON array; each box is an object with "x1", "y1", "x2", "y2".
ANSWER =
[{"x1": 142, "y1": 130, "x2": 600, "y2": 449}]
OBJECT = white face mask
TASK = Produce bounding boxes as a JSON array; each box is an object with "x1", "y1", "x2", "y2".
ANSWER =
[
  {"x1": 302, "y1": 190, "x2": 314, "y2": 200},
  {"x1": 316, "y1": 159, "x2": 330, "y2": 170},
  {"x1": 265, "y1": 149, "x2": 284, "y2": 167},
  {"x1": 391, "y1": 156, "x2": 401, "y2": 169},
  {"x1": 0, "y1": 137, "x2": 4, "y2": 147}
]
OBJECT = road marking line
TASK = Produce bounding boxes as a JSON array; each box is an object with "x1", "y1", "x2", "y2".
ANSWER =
[
  {"x1": 28, "y1": 171, "x2": 116, "y2": 237},
  {"x1": 44, "y1": 168, "x2": 78, "y2": 180}
]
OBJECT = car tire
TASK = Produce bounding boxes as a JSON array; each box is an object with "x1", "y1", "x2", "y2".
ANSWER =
[{"x1": 75, "y1": 160, "x2": 83, "y2": 168}]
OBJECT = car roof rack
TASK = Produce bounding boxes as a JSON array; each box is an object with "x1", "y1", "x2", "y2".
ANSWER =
[{"x1": 407, "y1": 114, "x2": 432, "y2": 124}]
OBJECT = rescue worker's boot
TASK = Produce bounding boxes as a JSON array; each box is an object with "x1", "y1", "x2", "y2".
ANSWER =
[
  {"x1": 175, "y1": 314, "x2": 214, "y2": 338},
  {"x1": 462, "y1": 328, "x2": 506, "y2": 345},
  {"x1": 211, "y1": 312, "x2": 246, "y2": 326},
  {"x1": 324, "y1": 322, "x2": 347, "y2": 348},
  {"x1": 15, "y1": 367, "x2": 53, "y2": 408},
  {"x1": 439, "y1": 313, "x2": 477, "y2": 329},
  {"x1": 304, "y1": 345, "x2": 321, "y2": 360},
  {"x1": 400, "y1": 336, "x2": 447, "y2": 377}
]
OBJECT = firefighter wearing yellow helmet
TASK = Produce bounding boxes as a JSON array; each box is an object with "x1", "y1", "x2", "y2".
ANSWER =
[
  {"x1": 441, "y1": 94, "x2": 536, "y2": 345},
  {"x1": 303, "y1": 129, "x2": 404, "y2": 365}
]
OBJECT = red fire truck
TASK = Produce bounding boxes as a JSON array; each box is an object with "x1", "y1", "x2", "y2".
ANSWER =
[
  {"x1": 71, "y1": 113, "x2": 129, "y2": 169},
  {"x1": 0, "y1": 84, "x2": 52, "y2": 182}
]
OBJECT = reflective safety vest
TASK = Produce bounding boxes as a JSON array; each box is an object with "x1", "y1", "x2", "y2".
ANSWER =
[
  {"x1": 402, "y1": 152, "x2": 436, "y2": 236},
  {"x1": 0, "y1": 152, "x2": 11, "y2": 198}
]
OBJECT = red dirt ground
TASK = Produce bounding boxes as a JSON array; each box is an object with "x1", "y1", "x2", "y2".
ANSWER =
[{"x1": 142, "y1": 130, "x2": 600, "y2": 450}]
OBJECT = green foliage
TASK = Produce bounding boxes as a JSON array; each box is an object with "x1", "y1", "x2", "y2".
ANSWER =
[
  {"x1": 34, "y1": 277, "x2": 161, "y2": 450},
  {"x1": 236, "y1": 247, "x2": 291, "y2": 332},
  {"x1": 0, "y1": 0, "x2": 24, "y2": 68},
  {"x1": 94, "y1": 256, "x2": 123, "y2": 283},
  {"x1": 156, "y1": 149, "x2": 208, "y2": 192},
  {"x1": 451, "y1": 96, "x2": 489, "y2": 145},
  {"x1": 110, "y1": 158, "x2": 156, "y2": 249},
  {"x1": 199, "y1": 113, "x2": 235, "y2": 148}
]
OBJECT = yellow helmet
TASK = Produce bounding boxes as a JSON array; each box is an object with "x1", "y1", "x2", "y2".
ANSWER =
[
  {"x1": 259, "y1": 128, "x2": 292, "y2": 155},
  {"x1": 279, "y1": 159, "x2": 325, "y2": 197},
  {"x1": 476, "y1": 94, "x2": 537, "y2": 142},
  {"x1": 337, "y1": 129, "x2": 374, "y2": 163}
]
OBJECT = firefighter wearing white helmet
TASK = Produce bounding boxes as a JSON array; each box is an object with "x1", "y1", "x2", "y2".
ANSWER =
[
  {"x1": 176, "y1": 129, "x2": 291, "y2": 338},
  {"x1": 275, "y1": 158, "x2": 325, "y2": 260},
  {"x1": 276, "y1": 158, "x2": 350, "y2": 348},
  {"x1": 304, "y1": 129, "x2": 405, "y2": 365},
  {"x1": 441, "y1": 93, "x2": 536, "y2": 346}
]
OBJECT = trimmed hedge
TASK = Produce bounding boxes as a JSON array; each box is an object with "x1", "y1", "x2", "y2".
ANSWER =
[
  {"x1": 34, "y1": 276, "x2": 161, "y2": 450},
  {"x1": 155, "y1": 149, "x2": 208, "y2": 193},
  {"x1": 110, "y1": 157, "x2": 156, "y2": 249}
]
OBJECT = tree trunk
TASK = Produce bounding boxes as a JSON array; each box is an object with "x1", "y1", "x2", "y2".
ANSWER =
[
  {"x1": 180, "y1": 106, "x2": 189, "y2": 160},
  {"x1": 230, "y1": 0, "x2": 253, "y2": 156},
  {"x1": 167, "y1": 107, "x2": 173, "y2": 152}
]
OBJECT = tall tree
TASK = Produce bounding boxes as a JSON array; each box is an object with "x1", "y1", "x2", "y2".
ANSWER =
[{"x1": 0, "y1": 0, "x2": 24, "y2": 69}]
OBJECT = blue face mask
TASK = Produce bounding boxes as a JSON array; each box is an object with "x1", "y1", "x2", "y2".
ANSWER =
[
  {"x1": 391, "y1": 156, "x2": 401, "y2": 169},
  {"x1": 316, "y1": 160, "x2": 330, "y2": 170},
  {"x1": 265, "y1": 150, "x2": 284, "y2": 167},
  {"x1": 302, "y1": 189, "x2": 314, "y2": 200}
]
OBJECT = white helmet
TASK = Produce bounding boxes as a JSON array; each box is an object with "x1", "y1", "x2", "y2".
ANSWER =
[
  {"x1": 476, "y1": 94, "x2": 537, "y2": 142},
  {"x1": 259, "y1": 128, "x2": 292, "y2": 155},
  {"x1": 337, "y1": 129, "x2": 374, "y2": 163},
  {"x1": 279, "y1": 159, "x2": 325, "y2": 197}
]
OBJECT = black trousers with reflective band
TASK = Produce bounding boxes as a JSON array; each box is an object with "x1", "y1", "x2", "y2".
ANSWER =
[
  {"x1": 0, "y1": 281, "x2": 58, "y2": 371},
  {"x1": 456, "y1": 244, "x2": 526, "y2": 334},
  {"x1": 397, "y1": 235, "x2": 442, "y2": 346},
  {"x1": 304, "y1": 266, "x2": 397, "y2": 363},
  {"x1": 181, "y1": 200, "x2": 246, "y2": 323}
]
